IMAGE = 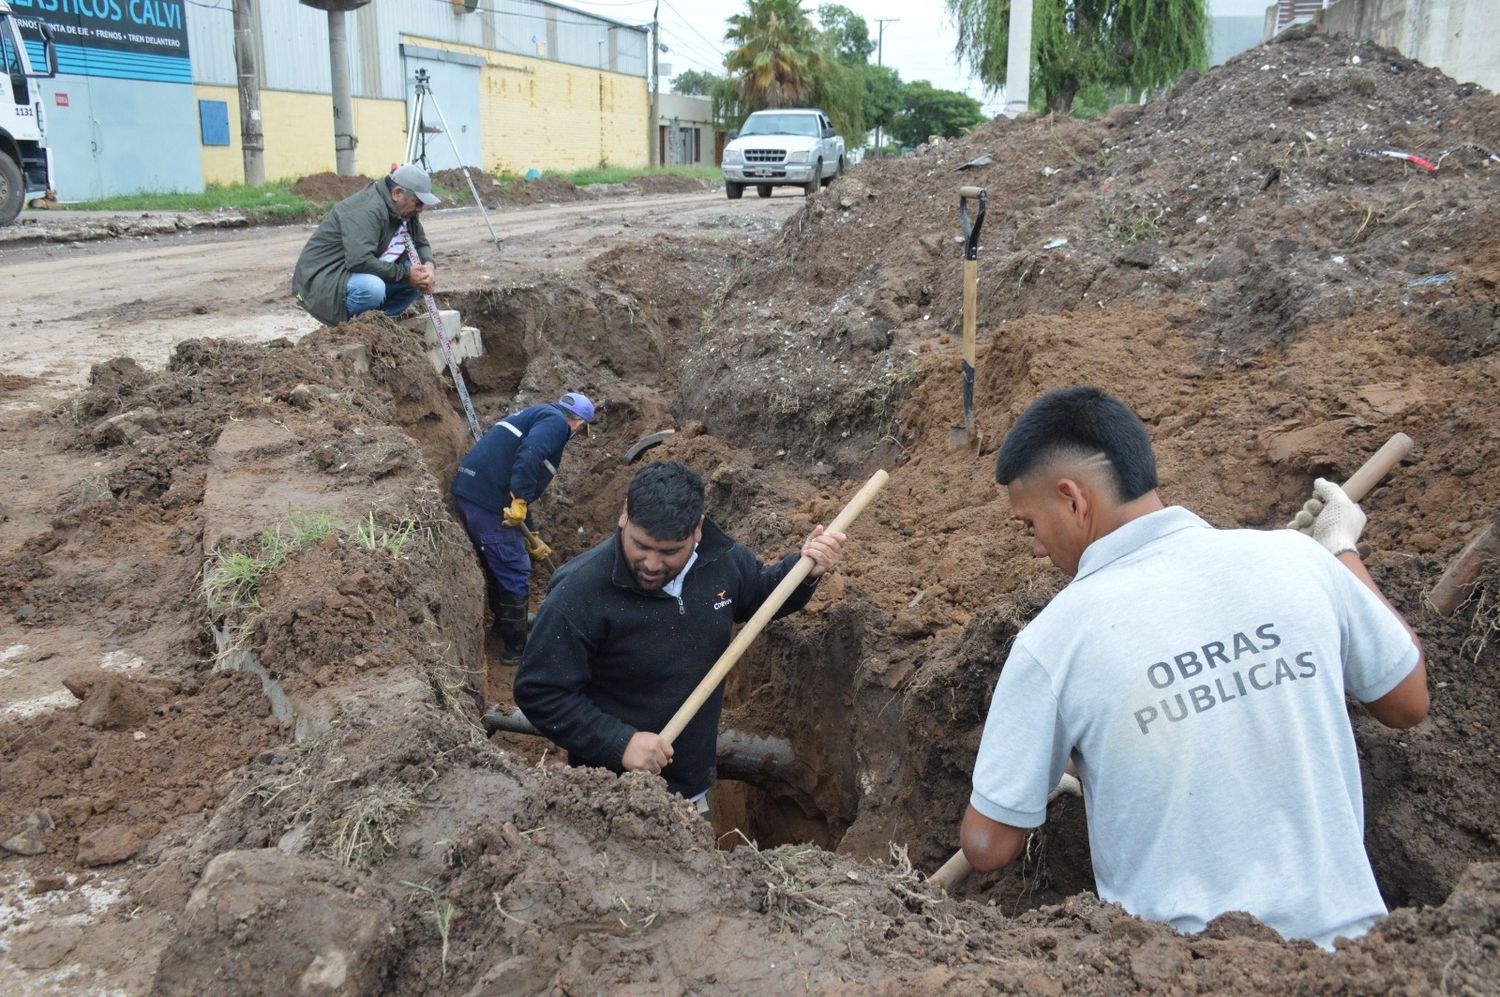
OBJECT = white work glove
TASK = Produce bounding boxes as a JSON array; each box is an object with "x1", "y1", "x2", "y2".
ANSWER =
[{"x1": 1286, "y1": 478, "x2": 1365, "y2": 555}]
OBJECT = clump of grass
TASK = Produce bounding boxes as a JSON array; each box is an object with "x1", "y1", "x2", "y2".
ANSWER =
[
  {"x1": 355, "y1": 509, "x2": 418, "y2": 557},
  {"x1": 872, "y1": 353, "x2": 918, "y2": 452},
  {"x1": 1461, "y1": 565, "x2": 1499, "y2": 664},
  {"x1": 329, "y1": 784, "x2": 418, "y2": 868},
  {"x1": 202, "y1": 509, "x2": 338, "y2": 657},
  {"x1": 402, "y1": 881, "x2": 459, "y2": 977},
  {"x1": 1097, "y1": 202, "x2": 1165, "y2": 244}
]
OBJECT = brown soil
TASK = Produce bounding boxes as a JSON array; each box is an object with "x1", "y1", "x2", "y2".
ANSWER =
[
  {"x1": 288, "y1": 172, "x2": 377, "y2": 203},
  {"x1": 2, "y1": 27, "x2": 1499, "y2": 994},
  {"x1": 430, "y1": 167, "x2": 509, "y2": 208},
  {"x1": 629, "y1": 173, "x2": 716, "y2": 194},
  {"x1": 494, "y1": 175, "x2": 582, "y2": 205}
]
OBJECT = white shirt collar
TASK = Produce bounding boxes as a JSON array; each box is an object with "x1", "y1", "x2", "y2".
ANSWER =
[{"x1": 661, "y1": 547, "x2": 699, "y2": 599}]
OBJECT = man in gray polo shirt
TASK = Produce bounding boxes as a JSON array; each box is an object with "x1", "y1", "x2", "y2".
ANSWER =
[{"x1": 960, "y1": 386, "x2": 1427, "y2": 949}]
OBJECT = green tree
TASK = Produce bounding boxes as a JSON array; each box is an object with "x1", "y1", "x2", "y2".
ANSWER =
[
  {"x1": 818, "y1": 4, "x2": 875, "y2": 66},
  {"x1": 890, "y1": 80, "x2": 986, "y2": 147},
  {"x1": 725, "y1": 0, "x2": 827, "y2": 109},
  {"x1": 863, "y1": 63, "x2": 904, "y2": 136},
  {"x1": 720, "y1": 0, "x2": 863, "y2": 142},
  {"x1": 672, "y1": 69, "x2": 723, "y2": 96},
  {"x1": 946, "y1": 0, "x2": 1208, "y2": 114}
]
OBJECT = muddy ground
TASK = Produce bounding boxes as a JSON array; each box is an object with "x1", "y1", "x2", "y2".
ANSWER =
[{"x1": 2, "y1": 27, "x2": 1499, "y2": 994}]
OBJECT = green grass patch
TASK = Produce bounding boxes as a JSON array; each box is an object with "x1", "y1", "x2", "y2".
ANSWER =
[
  {"x1": 540, "y1": 164, "x2": 720, "y2": 186},
  {"x1": 67, "y1": 180, "x2": 321, "y2": 217}
]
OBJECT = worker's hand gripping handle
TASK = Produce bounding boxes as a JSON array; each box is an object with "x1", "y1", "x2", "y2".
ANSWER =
[{"x1": 658, "y1": 470, "x2": 890, "y2": 746}]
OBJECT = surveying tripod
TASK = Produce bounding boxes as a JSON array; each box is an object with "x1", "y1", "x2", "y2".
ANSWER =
[{"x1": 405, "y1": 68, "x2": 502, "y2": 251}]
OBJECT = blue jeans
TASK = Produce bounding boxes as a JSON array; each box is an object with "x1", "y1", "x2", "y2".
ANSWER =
[
  {"x1": 346, "y1": 272, "x2": 421, "y2": 319},
  {"x1": 453, "y1": 496, "x2": 531, "y2": 601}
]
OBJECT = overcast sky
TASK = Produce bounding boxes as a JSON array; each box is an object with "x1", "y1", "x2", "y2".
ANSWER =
[
  {"x1": 562, "y1": 0, "x2": 1269, "y2": 117},
  {"x1": 561, "y1": 0, "x2": 1011, "y2": 116}
]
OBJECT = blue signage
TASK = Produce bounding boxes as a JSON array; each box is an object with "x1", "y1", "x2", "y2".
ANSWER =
[{"x1": 11, "y1": 0, "x2": 191, "y2": 83}]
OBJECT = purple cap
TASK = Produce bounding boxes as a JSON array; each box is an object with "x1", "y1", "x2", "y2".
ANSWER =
[{"x1": 558, "y1": 392, "x2": 595, "y2": 424}]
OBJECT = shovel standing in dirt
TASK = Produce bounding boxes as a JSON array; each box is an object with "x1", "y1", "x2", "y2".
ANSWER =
[
  {"x1": 928, "y1": 431, "x2": 1415, "y2": 893},
  {"x1": 949, "y1": 186, "x2": 987, "y2": 449}
]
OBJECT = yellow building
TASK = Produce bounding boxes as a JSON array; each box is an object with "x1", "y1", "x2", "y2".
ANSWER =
[{"x1": 188, "y1": 1, "x2": 650, "y2": 188}]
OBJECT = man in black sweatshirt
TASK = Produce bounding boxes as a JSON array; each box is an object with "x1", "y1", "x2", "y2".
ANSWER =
[{"x1": 513, "y1": 460, "x2": 845, "y2": 813}]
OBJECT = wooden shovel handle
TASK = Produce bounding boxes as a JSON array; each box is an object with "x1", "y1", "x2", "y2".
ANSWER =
[
  {"x1": 927, "y1": 432, "x2": 1414, "y2": 890},
  {"x1": 659, "y1": 469, "x2": 889, "y2": 746},
  {"x1": 928, "y1": 849, "x2": 973, "y2": 891},
  {"x1": 1340, "y1": 432, "x2": 1413, "y2": 502}
]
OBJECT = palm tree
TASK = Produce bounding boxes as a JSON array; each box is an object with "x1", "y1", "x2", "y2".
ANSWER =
[{"x1": 724, "y1": 0, "x2": 826, "y2": 110}]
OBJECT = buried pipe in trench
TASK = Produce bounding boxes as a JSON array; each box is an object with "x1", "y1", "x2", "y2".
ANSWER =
[{"x1": 482, "y1": 707, "x2": 813, "y2": 790}]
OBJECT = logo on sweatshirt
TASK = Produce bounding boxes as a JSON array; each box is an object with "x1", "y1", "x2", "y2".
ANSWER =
[{"x1": 713, "y1": 589, "x2": 733, "y2": 611}]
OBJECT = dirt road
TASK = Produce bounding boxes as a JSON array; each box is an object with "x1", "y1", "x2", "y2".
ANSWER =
[{"x1": 0, "y1": 191, "x2": 799, "y2": 387}]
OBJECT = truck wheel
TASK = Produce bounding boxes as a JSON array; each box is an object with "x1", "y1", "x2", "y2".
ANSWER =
[
  {"x1": 804, "y1": 160, "x2": 821, "y2": 196},
  {"x1": 0, "y1": 155, "x2": 24, "y2": 227},
  {"x1": 726, "y1": 181, "x2": 745, "y2": 200},
  {"x1": 756, "y1": 185, "x2": 772, "y2": 198}
]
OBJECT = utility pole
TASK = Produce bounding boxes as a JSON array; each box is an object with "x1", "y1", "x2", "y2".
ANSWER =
[
  {"x1": 873, "y1": 17, "x2": 898, "y2": 157},
  {"x1": 1002, "y1": 0, "x2": 1033, "y2": 117},
  {"x1": 649, "y1": 2, "x2": 660, "y2": 167},
  {"x1": 300, "y1": 0, "x2": 368, "y2": 177},
  {"x1": 232, "y1": 0, "x2": 265, "y2": 185}
]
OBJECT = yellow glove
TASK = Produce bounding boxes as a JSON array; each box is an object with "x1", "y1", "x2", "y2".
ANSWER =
[
  {"x1": 524, "y1": 532, "x2": 552, "y2": 562},
  {"x1": 503, "y1": 496, "x2": 528, "y2": 527}
]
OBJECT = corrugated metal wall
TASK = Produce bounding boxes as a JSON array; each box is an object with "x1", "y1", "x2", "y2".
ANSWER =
[{"x1": 188, "y1": 0, "x2": 647, "y2": 98}]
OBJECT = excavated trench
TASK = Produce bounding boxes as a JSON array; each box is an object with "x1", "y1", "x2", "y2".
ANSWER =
[
  {"x1": 432, "y1": 269, "x2": 1468, "y2": 918},
  {"x1": 434, "y1": 275, "x2": 1104, "y2": 913},
  {"x1": 441, "y1": 281, "x2": 878, "y2": 856}
]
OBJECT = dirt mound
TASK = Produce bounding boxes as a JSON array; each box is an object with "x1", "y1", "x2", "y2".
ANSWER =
[
  {"x1": 495, "y1": 175, "x2": 581, "y2": 205},
  {"x1": 289, "y1": 172, "x2": 376, "y2": 204},
  {"x1": 430, "y1": 167, "x2": 508, "y2": 208},
  {"x1": 678, "y1": 27, "x2": 1500, "y2": 466},
  {"x1": 0, "y1": 671, "x2": 283, "y2": 869}
]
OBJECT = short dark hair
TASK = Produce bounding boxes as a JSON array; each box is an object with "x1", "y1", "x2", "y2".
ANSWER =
[
  {"x1": 995, "y1": 387, "x2": 1158, "y2": 501},
  {"x1": 625, "y1": 461, "x2": 705, "y2": 540}
]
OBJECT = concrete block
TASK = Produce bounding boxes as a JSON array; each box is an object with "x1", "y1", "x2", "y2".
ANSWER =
[{"x1": 404, "y1": 311, "x2": 484, "y2": 375}]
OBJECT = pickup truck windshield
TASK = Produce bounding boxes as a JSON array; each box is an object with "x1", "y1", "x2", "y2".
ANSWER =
[{"x1": 739, "y1": 114, "x2": 820, "y2": 138}]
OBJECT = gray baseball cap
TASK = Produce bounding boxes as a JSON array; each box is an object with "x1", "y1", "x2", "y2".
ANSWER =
[{"x1": 389, "y1": 164, "x2": 441, "y2": 205}]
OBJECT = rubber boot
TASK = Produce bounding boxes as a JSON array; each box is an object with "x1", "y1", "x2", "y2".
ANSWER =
[{"x1": 496, "y1": 594, "x2": 529, "y2": 664}]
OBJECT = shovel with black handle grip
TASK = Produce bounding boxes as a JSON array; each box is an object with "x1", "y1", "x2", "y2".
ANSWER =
[{"x1": 949, "y1": 186, "x2": 987, "y2": 448}]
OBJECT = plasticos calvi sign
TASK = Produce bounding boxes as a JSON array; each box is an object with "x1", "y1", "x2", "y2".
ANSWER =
[{"x1": 10, "y1": 0, "x2": 191, "y2": 83}]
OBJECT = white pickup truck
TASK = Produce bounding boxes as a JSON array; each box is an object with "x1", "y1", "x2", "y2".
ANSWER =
[{"x1": 721, "y1": 109, "x2": 845, "y2": 199}]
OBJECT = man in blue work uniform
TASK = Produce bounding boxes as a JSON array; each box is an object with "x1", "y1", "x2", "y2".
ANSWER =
[{"x1": 451, "y1": 392, "x2": 595, "y2": 661}]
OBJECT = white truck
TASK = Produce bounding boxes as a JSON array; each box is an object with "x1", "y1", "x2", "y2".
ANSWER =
[
  {"x1": 0, "y1": 0, "x2": 55, "y2": 226},
  {"x1": 721, "y1": 108, "x2": 845, "y2": 200}
]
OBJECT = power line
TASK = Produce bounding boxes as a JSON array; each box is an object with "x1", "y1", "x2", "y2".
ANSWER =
[
  {"x1": 659, "y1": 27, "x2": 724, "y2": 73},
  {"x1": 659, "y1": 0, "x2": 726, "y2": 59}
]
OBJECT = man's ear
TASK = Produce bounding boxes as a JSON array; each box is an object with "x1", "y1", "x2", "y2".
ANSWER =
[
  {"x1": 1056, "y1": 478, "x2": 1089, "y2": 523},
  {"x1": 618, "y1": 505, "x2": 629, "y2": 530},
  {"x1": 692, "y1": 515, "x2": 705, "y2": 545}
]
